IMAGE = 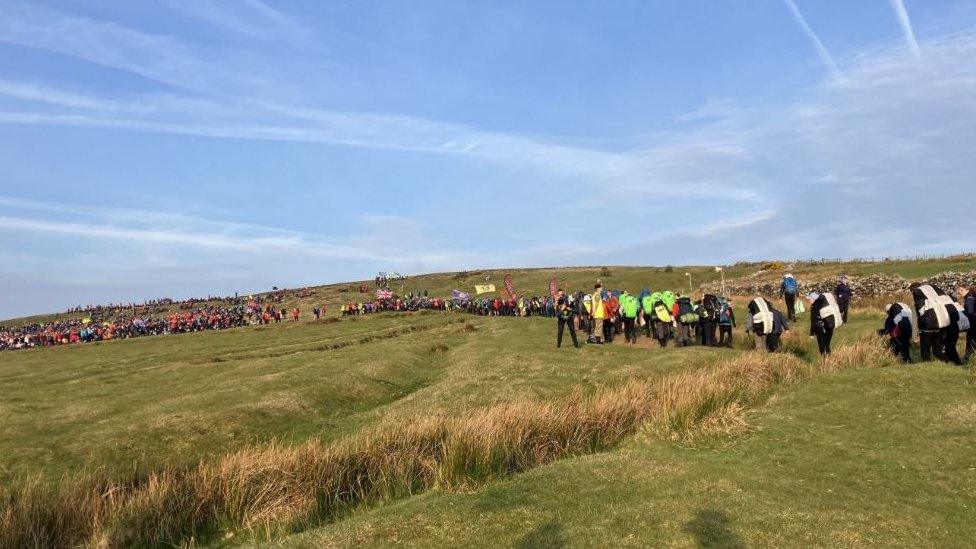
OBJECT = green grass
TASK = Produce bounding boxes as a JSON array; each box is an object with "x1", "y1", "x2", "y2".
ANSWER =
[
  {"x1": 2, "y1": 256, "x2": 974, "y2": 546},
  {"x1": 275, "y1": 363, "x2": 976, "y2": 548},
  {"x1": 0, "y1": 311, "x2": 725, "y2": 483}
]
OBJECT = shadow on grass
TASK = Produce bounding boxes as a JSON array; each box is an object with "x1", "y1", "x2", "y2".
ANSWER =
[
  {"x1": 516, "y1": 520, "x2": 565, "y2": 549},
  {"x1": 682, "y1": 509, "x2": 744, "y2": 549}
]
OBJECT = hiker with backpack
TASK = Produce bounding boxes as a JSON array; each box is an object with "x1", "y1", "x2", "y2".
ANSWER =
[
  {"x1": 717, "y1": 298, "x2": 736, "y2": 348},
  {"x1": 780, "y1": 273, "x2": 799, "y2": 321},
  {"x1": 880, "y1": 302, "x2": 915, "y2": 363},
  {"x1": 602, "y1": 290, "x2": 618, "y2": 343},
  {"x1": 745, "y1": 297, "x2": 776, "y2": 350},
  {"x1": 808, "y1": 292, "x2": 844, "y2": 356},
  {"x1": 699, "y1": 294, "x2": 720, "y2": 346},
  {"x1": 639, "y1": 289, "x2": 654, "y2": 338},
  {"x1": 835, "y1": 275, "x2": 853, "y2": 322},
  {"x1": 648, "y1": 292, "x2": 672, "y2": 347},
  {"x1": 911, "y1": 283, "x2": 961, "y2": 364},
  {"x1": 620, "y1": 291, "x2": 639, "y2": 344},
  {"x1": 673, "y1": 295, "x2": 698, "y2": 347}
]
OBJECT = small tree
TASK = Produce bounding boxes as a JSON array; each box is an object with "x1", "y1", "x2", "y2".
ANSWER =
[{"x1": 600, "y1": 266, "x2": 612, "y2": 278}]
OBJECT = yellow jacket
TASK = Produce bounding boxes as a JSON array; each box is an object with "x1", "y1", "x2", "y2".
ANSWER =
[{"x1": 591, "y1": 293, "x2": 606, "y2": 319}]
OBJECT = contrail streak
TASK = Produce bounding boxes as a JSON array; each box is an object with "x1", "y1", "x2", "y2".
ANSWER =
[
  {"x1": 889, "y1": 0, "x2": 922, "y2": 58},
  {"x1": 782, "y1": 0, "x2": 840, "y2": 78}
]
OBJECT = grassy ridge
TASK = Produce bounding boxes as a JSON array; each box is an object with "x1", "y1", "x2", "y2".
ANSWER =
[{"x1": 8, "y1": 254, "x2": 974, "y2": 326}]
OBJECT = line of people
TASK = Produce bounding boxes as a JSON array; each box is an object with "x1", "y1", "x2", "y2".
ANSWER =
[{"x1": 878, "y1": 284, "x2": 975, "y2": 364}]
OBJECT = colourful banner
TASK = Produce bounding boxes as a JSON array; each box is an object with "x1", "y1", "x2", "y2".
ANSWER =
[
  {"x1": 548, "y1": 278, "x2": 558, "y2": 299},
  {"x1": 376, "y1": 289, "x2": 393, "y2": 299},
  {"x1": 475, "y1": 284, "x2": 496, "y2": 295},
  {"x1": 504, "y1": 274, "x2": 517, "y2": 299},
  {"x1": 451, "y1": 290, "x2": 471, "y2": 300}
]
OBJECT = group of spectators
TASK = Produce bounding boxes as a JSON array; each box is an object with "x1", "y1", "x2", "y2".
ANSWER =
[{"x1": 1, "y1": 305, "x2": 250, "y2": 352}]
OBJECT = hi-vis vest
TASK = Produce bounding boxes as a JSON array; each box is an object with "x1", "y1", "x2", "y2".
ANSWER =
[
  {"x1": 751, "y1": 298, "x2": 773, "y2": 335},
  {"x1": 819, "y1": 292, "x2": 844, "y2": 328},
  {"x1": 918, "y1": 284, "x2": 955, "y2": 329},
  {"x1": 591, "y1": 294, "x2": 606, "y2": 319},
  {"x1": 951, "y1": 303, "x2": 970, "y2": 331},
  {"x1": 641, "y1": 295, "x2": 654, "y2": 313},
  {"x1": 622, "y1": 295, "x2": 638, "y2": 318}
]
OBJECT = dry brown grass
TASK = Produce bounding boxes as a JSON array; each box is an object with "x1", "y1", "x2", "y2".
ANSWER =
[{"x1": 0, "y1": 338, "x2": 896, "y2": 548}]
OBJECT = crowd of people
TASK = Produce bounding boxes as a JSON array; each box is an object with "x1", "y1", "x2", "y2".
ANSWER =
[
  {"x1": 4, "y1": 273, "x2": 974, "y2": 363},
  {"x1": 1, "y1": 305, "x2": 251, "y2": 351}
]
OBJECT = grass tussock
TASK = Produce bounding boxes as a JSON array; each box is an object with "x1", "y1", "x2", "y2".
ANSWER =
[{"x1": 0, "y1": 337, "x2": 895, "y2": 548}]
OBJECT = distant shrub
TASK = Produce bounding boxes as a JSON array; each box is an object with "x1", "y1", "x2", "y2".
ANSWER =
[
  {"x1": 761, "y1": 261, "x2": 785, "y2": 271},
  {"x1": 665, "y1": 265, "x2": 674, "y2": 273},
  {"x1": 600, "y1": 267, "x2": 612, "y2": 277}
]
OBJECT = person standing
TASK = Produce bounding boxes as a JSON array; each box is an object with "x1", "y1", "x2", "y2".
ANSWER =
[
  {"x1": 835, "y1": 275, "x2": 853, "y2": 323},
  {"x1": 780, "y1": 273, "x2": 799, "y2": 321},
  {"x1": 589, "y1": 284, "x2": 606, "y2": 344},
  {"x1": 808, "y1": 292, "x2": 843, "y2": 357},
  {"x1": 556, "y1": 297, "x2": 579, "y2": 348}
]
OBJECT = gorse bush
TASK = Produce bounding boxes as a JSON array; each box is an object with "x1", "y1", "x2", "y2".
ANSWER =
[{"x1": 0, "y1": 337, "x2": 895, "y2": 548}]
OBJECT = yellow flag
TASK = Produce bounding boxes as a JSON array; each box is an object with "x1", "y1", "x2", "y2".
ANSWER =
[{"x1": 475, "y1": 284, "x2": 496, "y2": 295}]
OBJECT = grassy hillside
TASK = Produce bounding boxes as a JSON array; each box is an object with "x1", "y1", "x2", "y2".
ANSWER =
[
  {"x1": 1, "y1": 257, "x2": 974, "y2": 546},
  {"x1": 7, "y1": 253, "x2": 974, "y2": 326}
]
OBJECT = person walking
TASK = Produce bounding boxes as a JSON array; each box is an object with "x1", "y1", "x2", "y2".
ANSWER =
[
  {"x1": 620, "y1": 291, "x2": 639, "y2": 344},
  {"x1": 835, "y1": 275, "x2": 853, "y2": 322},
  {"x1": 674, "y1": 295, "x2": 698, "y2": 347},
  {"x1": 556, "y1": 297, "x2": 579, "y2": 348},
  {"x1": 880, "y1": 302, "x2": 915, "y2": 363},
  {"x1": 766, "y1": 307, "x2": 789, "y2": 352},
  {"x1": 746, "y1": 297, "x2": 775, "y2": 351},
  {"x1": 808, "y1": 292, "x2": 843, "y2": 357},
  {"x1": 780, "y1": 273, "x2": 799, "y2": 321}
]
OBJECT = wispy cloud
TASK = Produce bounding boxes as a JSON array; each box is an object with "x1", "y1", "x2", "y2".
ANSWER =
[
  {"x1": 0, "y1": 197, "x2": 458, "y2": 264},
  {"x1": 889, "y1": 0, "x2": 922, "y2": 58},
  {"x1": 157, "y1": 0, "x2": 309, "y2": 43},
  {"x1": 782, "y1": 0, "x2": 840, "y2": 78}
]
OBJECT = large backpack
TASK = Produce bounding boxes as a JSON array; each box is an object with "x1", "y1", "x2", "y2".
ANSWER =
[
  {"x1": 622, "y1": 295, "x2": 638, "y2": 318},
  {"x1": 783, "y1": 277, "x2": 798, "y2": 295},
  {"x1": 677, "y1": 298, "x2": 699, "y2": 324},
  {"x1": 701, "y1": 294, "x2": 718, "y2": 320},
  {"x1": 718, "y1": 300, "x2": 733, "y2": 326}
]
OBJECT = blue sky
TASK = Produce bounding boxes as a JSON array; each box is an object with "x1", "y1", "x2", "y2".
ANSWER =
[{"x1": 1, "y1": 0, "x2": 975, "y2": 318}]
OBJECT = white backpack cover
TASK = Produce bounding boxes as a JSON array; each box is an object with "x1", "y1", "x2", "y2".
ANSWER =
[{"x1": 819, "y1": 292, "x2": 844, "y2": 328}]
